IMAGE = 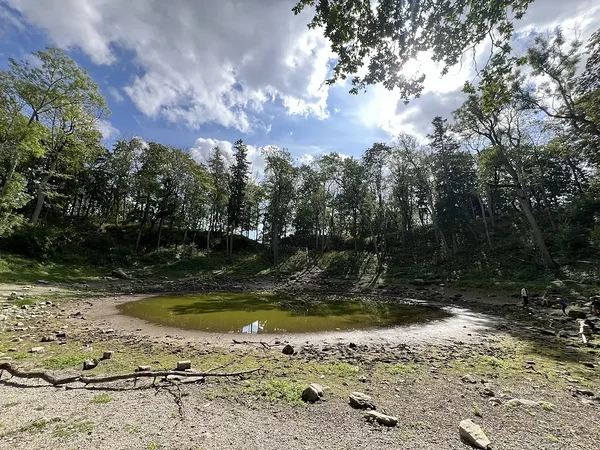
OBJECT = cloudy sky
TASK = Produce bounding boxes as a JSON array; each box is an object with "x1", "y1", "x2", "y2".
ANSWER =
[{"x1": 1, "y1": 0, "x2": 599, "y2": 172}]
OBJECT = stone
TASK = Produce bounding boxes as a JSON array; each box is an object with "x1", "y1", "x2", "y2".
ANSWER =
[
  {"x1": 37, "y1": 280, "x2": 50, "y2": 285},
  {"x1": 576, "y1": 389, "x2": 595, "y2": 397},
  {"x1": 282, "y1": 344, "x2": 294, "y2": 355},
  {"x1": 40, "y1": 336, "x2": 56, "y2": 342},
  {"x1": 16, "y1": 322, "x2": 24, "y2": 327},
  {"x1": 507, "y1": 398, "x2": 539, "y2": 407},
  {"x1": 29, "y1": 346, "x2": 45, "y2": 353},
  {"x1": 364, "y1": 410, "x2": 398, "y2": 426},
  {"x1": 302, "y1": 383, "x2": 324, "y2": 402},
  {"x1": 83, "y1": 359, "x2": 98, "y2": 370},
  {"x1": 359, "y1": 376, "x2": 368, "y2": 383},
  {"x1": 111, "y1": 268, "x2": 130, "y2": 279},
  {"x1": 459, "y1": 419, "x2": 491, "y2": 449},
  {"x1": 176, "y1": 360, "x2": 191, "y2": 370},
  {"x1": 581, "y1": 361, "x2": 596, "y2": 369},
  {"x1": 481, "y1": 388, "x2": 495, "y2": 397},
  {"x1": 461, "y1": 374, "x2": 477, "y2": 384},
  {"x1": 101, "y1": 351, "x2": 114, "y2": 360},
  {"x1": 135, "y1": 365, "x2": 152, "y2": 372},
  {"x1": 55, "y1": 331, "x2": 67, "y2": 339},
  {"x1": 349, "y1": 392, "x2": 375, "y2": 410},
  {"x1": 411, "y1": 278, "x2": 427, "y2": 286},
  {"x1": 0, "y1": 315, "x2": 6, "y2": 321},
  {"x1": 568, "y1": 308, "x2": 588, "y2": 319}
]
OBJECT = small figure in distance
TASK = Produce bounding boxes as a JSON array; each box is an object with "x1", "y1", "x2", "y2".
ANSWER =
[
  {"x1": 541, "y1": 290, "x2": 551, "y2": 307},
  {"x1": 558, "y1": 298, "x2": 568, "y2": 315},
  {"x1": 521, "y1": 287, "x2": 529, "y2": 307}
]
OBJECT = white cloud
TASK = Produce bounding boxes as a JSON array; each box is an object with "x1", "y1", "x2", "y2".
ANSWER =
[
  {"x1": 97, "y1": 119, "x2": 120, "y2": 141},
  {"x1": 2, "y1": 0, "x2": 333, "y2": 133},
  {"x1": 107, "y1": 87, "x2": 124, "y2": 103},
  {"x1": 189, "y1": 138, "x2": 266, "y2": 176}
]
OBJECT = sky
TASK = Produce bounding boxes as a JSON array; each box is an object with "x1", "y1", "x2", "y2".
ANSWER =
[{"x1": 0, "y1": 0, "x2": 599, "y2": 174}]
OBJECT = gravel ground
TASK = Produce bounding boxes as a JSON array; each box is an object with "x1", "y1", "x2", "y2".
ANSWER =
[{"x1": 1, "y1": 280, "x2": 599, "y2": 449}]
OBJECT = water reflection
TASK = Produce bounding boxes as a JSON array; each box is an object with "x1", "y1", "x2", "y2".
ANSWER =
[{"x1": 241, "y1": 320, "x2": 266, "y2": 334}]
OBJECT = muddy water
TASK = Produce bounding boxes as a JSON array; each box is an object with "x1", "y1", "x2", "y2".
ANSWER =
[{"x1": 117, "y1": 292, "x2": 451, "y2": 334}]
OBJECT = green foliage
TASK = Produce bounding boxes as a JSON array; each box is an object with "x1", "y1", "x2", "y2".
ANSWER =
[
  {"x1": 293, "y1": 0, "x2": 534, "y2": 98},
  {"x1": 91, "y1": 393, "x2": 113, "y2": 404}
]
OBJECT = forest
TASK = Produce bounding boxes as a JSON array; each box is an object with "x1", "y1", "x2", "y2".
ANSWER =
[{"x1": 1, "y1": 29, "x2": 599, "y2": 284}]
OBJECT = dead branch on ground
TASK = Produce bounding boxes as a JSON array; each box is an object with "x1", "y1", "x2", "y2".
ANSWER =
[{"x1": 0, "y1": 362, "x2": 262, "y2": 387}]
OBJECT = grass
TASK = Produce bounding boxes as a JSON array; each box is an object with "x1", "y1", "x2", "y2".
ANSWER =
[
  {"x1": 384, "y1": 362, "x2": 416, "y2": 375},
  {"x1": 91, "y1": 393, "x2": 113, "y2": 404},
  {"x1": 0, "y1": 253, "x2": 108, "y2": 283},
  {"x1": 53, "y1": 419, "x2": 94, "y2": 438},
  {"x1": 42, "y1": 354, "x2": 89, "y2": 370},
  {"x1": 246, "y1": 378, "x2": 305, "y2": 405},
  {"x1": 472, "y1": 403, "x2": 483, "y2": 417}
]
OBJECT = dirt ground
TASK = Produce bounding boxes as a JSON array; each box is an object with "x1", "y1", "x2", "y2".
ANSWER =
[{"x1": 1, "y1": 279, "x2": 599, "y2": 450}]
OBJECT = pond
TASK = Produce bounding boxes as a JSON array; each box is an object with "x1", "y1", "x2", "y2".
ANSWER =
[{"x1": 118, "y1": 292, "x2": 451, "y2": 334}]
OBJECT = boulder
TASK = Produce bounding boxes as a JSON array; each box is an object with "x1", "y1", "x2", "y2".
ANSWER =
[
  {"x1": 29, "y1": 346, "x2": 45, "y2": 353},
  {"x1": 135, "y1": 365, "x2": 152, "y2": 372},
  {"x1": 568, "y1": 308, "x2": 588, "y2": 319},
  {"x1": 302, "y1": 383, "x2": 324, "y2": 402},
  {"x1": 349, "y1": 392, "x2": 375, "y2": 410},
  {"x1": 83, "y1": 359, "x2": 98, "y2": 370},
  {"x1": 111, "y1": 268, "x2": 130, "y2": 280},
  {"x1": 507, "y1": 398, "x2": 539, "y2": 407},
  {"x1": 461, "y1": 374, "x2": 477, "y2": 384},
  {"x1": 459, "y1": 419, "x2": 491, "y2": 449},
  {"x1": 176, "y1": 360, "x2": 191, "y2": 370},
  {"x1": 282, "y1": 344, "x2": 294, "y2": 355},
  {"x1": 364, "y1": 410, "x2": 398, "y2": 426}
]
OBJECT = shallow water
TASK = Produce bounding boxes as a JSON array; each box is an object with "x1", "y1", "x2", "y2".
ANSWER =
[{"x1": 118, "y1": 292, "x2": 451, "y2": 334}]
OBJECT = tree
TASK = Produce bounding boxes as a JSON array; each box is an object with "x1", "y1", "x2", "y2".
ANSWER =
[
  {"x1": 428, "y1": 117, "x2": 476, "y2": 251},
  {"x1": 293, "y1": 0, "x2": 534, "y2": 98},
  {"x1": 263, "y1": 147, "x2": 297, "y2": 265},
  {"x1": 206, "y1": 146, "x2": 229, "y2": 252},
  {"x1": 454, "y1": 59, "x2": 558, "y2": 269},
  {"x1": 226, "y1": 139, "x2": 250, "y2": 258}
]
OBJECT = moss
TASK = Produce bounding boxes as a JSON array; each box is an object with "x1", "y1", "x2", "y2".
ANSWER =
[
  {"x1": 53, "y1": 420, "x2": 94, "y2": 438},
  {"x1": 91, "y1": 393, "x2": 112, "y2": 404}
]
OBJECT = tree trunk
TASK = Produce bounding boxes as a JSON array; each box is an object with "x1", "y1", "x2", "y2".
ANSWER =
[
  {"x1": 477, "y1": 194, "x2": 494, "y2": 250},
  {"x1": 0, "y1": 158, "x2": 18, "y2": 197},
  {"x1": 31, "y1": 172, "x2": 53, "y2": 225},
  {"x1": 135, "y1": 195, "x2": 151, "y2": 252},
  {"x1": 516, "y1": 191, "x2": 557, "y2": 269},
  {"x1": 156, "y1": 217, "x2": 164, "y2": 251},
  {"x1": 272, "y1": 221, "x2": 279, "y2": 265}
]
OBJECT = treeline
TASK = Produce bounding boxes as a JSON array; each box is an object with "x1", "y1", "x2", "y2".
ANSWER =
[{"x1": 1, "y1": 29, "x2": 600, "y2": 271}]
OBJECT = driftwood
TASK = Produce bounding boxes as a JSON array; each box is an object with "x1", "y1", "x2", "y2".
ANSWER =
[{"x1": 0, "y1": 362, "x2": 261, "y2": 387}]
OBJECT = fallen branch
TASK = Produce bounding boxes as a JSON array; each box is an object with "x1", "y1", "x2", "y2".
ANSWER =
[{"x1": 0, "y1": 362, "x2": 261, "y2": 387}]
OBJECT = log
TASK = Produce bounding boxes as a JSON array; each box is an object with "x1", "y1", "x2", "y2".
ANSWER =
[{"x1": 0, "y1": 362, "x2": 262, "y2": 387}]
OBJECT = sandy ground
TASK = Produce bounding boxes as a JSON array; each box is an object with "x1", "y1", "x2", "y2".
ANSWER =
[{"x1": 1, "y1": 281, "x2": 599, "y2": 449}]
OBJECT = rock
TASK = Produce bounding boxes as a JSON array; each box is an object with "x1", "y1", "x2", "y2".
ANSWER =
[
  {"x1": 0, "y1": 315, "x2": 6, "y2": 321},
  {"x1": 29, "y1": 346, "x2": 45, "y2": 353},
  {"x1": 507, "y1": 398, "x2": 539, "y2": 407},
  {"x1": 488, "y1": 397, "x2": 502, "y2": 406},
  {"x1": 358, "y1": 376, "x2": 368, "y2": 383},
  {"x1": 461, "y1": 374, "x2": 477, "y2": 384},
  {"x1": 568, "y1": 308, "x2": 588, "y2": 319},
  {"x1": 37, "y1": 280, "x2": 50, "y2": 285},
  {"x1": 302, "y1": 383, "x2": 324, "y2": 402},
  {"x1": 581, "y1": 361, "x2": 596, "y2": 369},
  {"x1": 411, "y1": 278, "x2": 427, "y2": 286},
  {"x1": 101, "y1": 351, "x2": 114, "y2": 360},
  {"x1": 364, "y1": 410, "x2": 398, "y2": 426},
  {"x1": 282, "y1": 344, "x2": 294, "y2": 355},
  {"x1": 348, "y1": 342, "x2": 357, "y2": 349},
  {"x1": 40, "y1": 336, "x2": 56, "y2": 343},
  {"x1": 55, "y1": 331, "x2": 67, "y2": 339},
  {"x1": 576, "y1": 389, "x2": 595, "y2": 396},
  {"x1": 481, "y1": 388, "x2": 495, "y2": 397},
  {"x1": 111, "y1": 268, "x2": 130, "y2": 279},
  {"x1": 135, "y1": 365, "x2": 152, "y2": 372},
  {"x1": 349, "y1": 392, "x2": 375, "y2": 410},
  {"x1": 176, "y1": 360, "x2": 191, "y2": 370},
  {"x1": 16, "y1": 322, "x2": 24, "y2": 327},
  {"x1": 459, "y1": 419, "x2": 491, "y2": 449},
  {"x1": 83, "y1": 359, "x2": 98, "y2": 370}
]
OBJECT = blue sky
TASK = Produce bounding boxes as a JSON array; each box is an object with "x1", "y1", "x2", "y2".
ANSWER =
[{"x1": 1, "y1": 0, "x2": 598, "y2": 172}]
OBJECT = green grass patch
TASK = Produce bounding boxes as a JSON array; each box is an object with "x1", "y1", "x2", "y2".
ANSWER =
[
  {"x1": 41, "y1": 354, "x2": 88, "y2": 370},
  {"x1": 53, "y1": 419, "x2": 94, "y2": 438},
  {"x1": 384, "y1": 362, "x2": 416, "y2": 375},
  {"x1": 246, "y1": 378, "x2": 305, "y2": 405},
  {"x1": 91, "y1": 393, "x2": 112, "y2": 404}
]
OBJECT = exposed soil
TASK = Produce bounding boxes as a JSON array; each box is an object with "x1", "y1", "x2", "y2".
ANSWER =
[{"x1": 1, "y1": 278, "x2": 599, "y2": 450}]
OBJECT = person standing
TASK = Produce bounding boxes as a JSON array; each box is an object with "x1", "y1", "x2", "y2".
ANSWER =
[
  {"x1": 558, "y1": 298, "x2": 568, "y2": 315},
  {"x1": 521, "y1": 287, "x2": 529, "y2": 307}
]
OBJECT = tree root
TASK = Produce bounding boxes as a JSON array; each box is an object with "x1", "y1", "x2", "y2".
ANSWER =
[{"x1": 0, "y1": 362, "x2": 262, "y2": 387}]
